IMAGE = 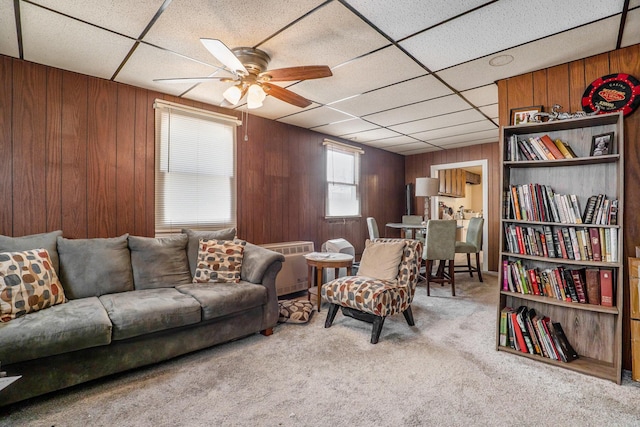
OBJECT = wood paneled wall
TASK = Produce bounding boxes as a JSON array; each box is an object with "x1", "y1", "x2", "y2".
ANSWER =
[
  {"x1": 0, "y1": 54, "x2": 404, "y2": 257},
  {"x1": 497, "y1": 43, "x2": 640, "y2": 371},
  {"x1": 405, "y1": 143, "x2": 501, "y2": 272}
]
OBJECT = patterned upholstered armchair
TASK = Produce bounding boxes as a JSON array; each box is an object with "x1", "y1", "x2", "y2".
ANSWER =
[{"x1": 321, "y1": 239, "x2": 422, "y2": 344}]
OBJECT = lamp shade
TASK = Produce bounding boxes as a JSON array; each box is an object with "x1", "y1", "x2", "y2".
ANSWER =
[
  {"x1": 222, "y1": 85, "x2": 243, "y2": 105},
  {"x1": 247, "y1": 84, "x2": 266, "y2": 109},
  {"x1": 415, "y1": 177, "x2": 439, "y2": 197}
]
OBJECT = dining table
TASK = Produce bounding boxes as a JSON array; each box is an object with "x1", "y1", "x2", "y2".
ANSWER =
[{"x1": 385, "y1": 221, "x2": 462, "y2": 239}]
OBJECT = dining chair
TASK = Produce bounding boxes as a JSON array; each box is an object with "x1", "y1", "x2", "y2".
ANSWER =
[
  {"x1": 366, "y1": 217, "x2": 380, "y2": 240},
  {"x1": 454, "y1": 217, "x2": 483, "y2": 282},
  {"x1": 422, "y1": 219, "x2": 457, "y2": 296},
  {"x1": 401, "y1": 215, "x2": 424, "y2": 240}
]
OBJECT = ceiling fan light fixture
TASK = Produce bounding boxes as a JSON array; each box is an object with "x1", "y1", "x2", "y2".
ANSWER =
[
  {"x1": 223, "y1": 84, "x2": 243, "y2": 105},
  {"x1": 247, "y1": 84, "x2": 266, "y2": 109}
]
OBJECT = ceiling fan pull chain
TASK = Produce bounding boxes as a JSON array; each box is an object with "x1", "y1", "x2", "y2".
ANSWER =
[{"x1": 244, "y1": 110, "x2": 249, "y2": 141}]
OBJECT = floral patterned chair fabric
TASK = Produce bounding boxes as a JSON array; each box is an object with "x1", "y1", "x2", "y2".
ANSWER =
[{"x1": 321, "y1": 238, "x2": 422, "y2": 343}]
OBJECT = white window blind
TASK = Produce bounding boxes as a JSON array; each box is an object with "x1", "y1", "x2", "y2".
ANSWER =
[
  {"x1": 154, "y1": 100, "x2": 240, "y2": 235},
  {"x1": 324, "y1": 139, "x2": 363, "y2": 218}
]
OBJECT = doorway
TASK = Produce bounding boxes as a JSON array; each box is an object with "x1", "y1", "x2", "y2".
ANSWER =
[{"x1": 430, "y1": 160, "x2": 488, "y2": 272}]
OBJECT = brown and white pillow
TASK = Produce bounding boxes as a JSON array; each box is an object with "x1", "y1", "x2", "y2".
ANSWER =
[
  {"x1": 278, "y1": 299, "x2": 314, "y2": 324},
  {"x1": 0, "y1": 248, "x2": 67, "y2": 322},
  {"x1": 193, "y1": 239, "x2": 246, "y2": 283}
]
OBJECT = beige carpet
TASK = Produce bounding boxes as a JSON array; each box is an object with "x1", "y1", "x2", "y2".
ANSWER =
[{"x1": 3, "y1": 273, "x2": 640, "y2": 426}]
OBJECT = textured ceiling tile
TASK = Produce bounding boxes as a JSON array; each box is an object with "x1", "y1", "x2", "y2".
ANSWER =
[
  {"x1": 28, "y1": 0, "x2": 162, "y2": 38},
  {"x1": 346, "y1": 0, "x2": 490, "y2": 41},
  {"x1": 0, "y1": 0, "x2": 18, "y2": 57},
  {"x1": 328, "y1": 75, "x2": 453, "y2": 116},
  {"x1": 291, "y1": 45, "x2": 426, "y2": 105},
  {"x1": 400, "y1": 0, "x2": 625, "y2": 71},
  {"x1": 144, "y1": 0, "x2": 325, "y2": 67},
  {"x1": 423, "y1": 129, "x2": 499, "y2": 146},
  {"x1": 460, "y1": 84, "x2": 498, "y2": 107},
  {"x1": 276, "y1": 106, "x2": 354, "y2": 128},
  {"x1": 389, "y1": 109, "x2": 487, "y2": 135},
  {"x1": 362, "y1": 135, "x2": 421, "y2": 146},
  {"x1": 412, "y1": 121, "x2": 497, "y2": 141},
  {"x1": 342, "y1": 127, "x2": 403, "y2": 142},
  {"x1": 233, "y1": 96, "x2": 320, "y2": 121},
  {"x1": 479, "y1": 104, "x2": 499, "y2": 119},
  {"x1": 433, "y1": 137, "x2": 498, "y2": 150},
  {"x1": 437, "y1": 16, "x2": 620, "y2": 91},
  {"x1": 116, "y1": 43, "x2": 219, "y2": 94},
  {"x1": 21, "y1": 2, "x2": 135, "y2": 79},
  {"x1": 312, "y1": 119, "x2": 378, "y2": 136},
  {"x1": 258, "y1": 1, "x2": 390, "y2": 71},
  {"x1": 394, "y1": 144, "x2": 441, "y2": 155},
  {"x1": 364, "y1": 94, "x2": 472, "y2": 127},
  {"x1": 621, "y1": 8, "x2": 640, "y2": 48}
]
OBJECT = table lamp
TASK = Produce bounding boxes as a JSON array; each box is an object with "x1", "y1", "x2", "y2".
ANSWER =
[{"x1": 415, "y1": 177, "x2": 439, "y2": 220}]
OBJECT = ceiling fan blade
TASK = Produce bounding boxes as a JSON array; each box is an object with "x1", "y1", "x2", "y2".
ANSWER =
[
  {"x1": 200, "y1": 38, "x2": 248, "y2": 75},
  {"x1": 260, "y1": 65, "x2": 332, "y2": 82},
  {"x1": 261, "y1": 83, "x2": 312, "y2": 108},
  {"x1": 153, "y1": 76, "x2": 234, "y2": 84}
]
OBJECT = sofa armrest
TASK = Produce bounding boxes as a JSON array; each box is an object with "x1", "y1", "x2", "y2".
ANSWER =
[{"x1": 241, "y1": 243, "x2": 285, "y2": 284}]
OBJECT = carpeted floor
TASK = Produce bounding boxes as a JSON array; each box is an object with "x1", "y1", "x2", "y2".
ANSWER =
[{"x1": 3, "y1": 273, "x2": 640, "y2": 426}]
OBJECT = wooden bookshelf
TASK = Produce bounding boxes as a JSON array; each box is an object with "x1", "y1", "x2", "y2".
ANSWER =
[{"x1": 496, "y1": 112, "x2": 624, "y2": 383}]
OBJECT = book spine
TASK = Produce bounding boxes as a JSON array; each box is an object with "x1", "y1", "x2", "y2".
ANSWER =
[
  {"x1": 585, "y1": 268, "x2": 601, "y2": 305},
  {"x1": 553, "y1": 138, "x2": 574, "y2": 159},
  {"x1": 568, "y1": 227, "x2": 581, "y2": 261},
  {"x1": 589, "y1": 227, "x2": 602, "y2": 261},
  {"x1": 610, "y1": 228, "x2": 618, "y2": 263},
  {"x1": 540, "y1": 134, "x2": 565, "y2": 159},
  {"x1": 570, "y1": 194, "x2": 582, "y2": 224},
  {"x1": 561, "y1": 228, "x2": 574, "y2": 260},
  {"x1": 600, "y1": 268, "x2": 614, "y2": 307},
  {"x1": 571, "y1": 269, "x2": 588, "y2": 303}
]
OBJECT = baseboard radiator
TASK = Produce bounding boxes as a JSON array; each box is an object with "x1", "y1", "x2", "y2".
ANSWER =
[{"x1": 259, "y1": 241, "x2": 314, "y2": 296}]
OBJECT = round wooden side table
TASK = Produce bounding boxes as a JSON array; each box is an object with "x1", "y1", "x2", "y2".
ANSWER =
[{"x1": 304, "y1": 252, "x2": 353, "y2": 312}]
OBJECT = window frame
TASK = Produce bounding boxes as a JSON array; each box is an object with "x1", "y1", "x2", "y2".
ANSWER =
[{"x1": 324, "y1": 139, "x2": 363, "y2": 219}]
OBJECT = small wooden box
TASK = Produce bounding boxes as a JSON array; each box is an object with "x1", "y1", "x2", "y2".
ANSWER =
[
  {"x1": 628, "y1": 258, "x2": 640, "y2": 319},
  {"x1": 629, "y1": 257, "x2": 640, "y2": 278},
  {"x1": 632, "y1": 320, "x2": 640, "y2": 382}
]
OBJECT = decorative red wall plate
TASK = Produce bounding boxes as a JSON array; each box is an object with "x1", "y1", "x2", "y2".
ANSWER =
[{"x1": 582, "y1": 73, "x2": 640, "y2": 116}]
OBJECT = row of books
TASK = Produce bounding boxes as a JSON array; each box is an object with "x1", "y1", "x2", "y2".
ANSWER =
[
  {"x1": 502, "y1": 260, "x2": 614, "y2": 306},
  {"x1": 504, "y1": 224, "x2": 618, "y2": 262},
  {"x1": 505, "y1": 134, "x2": 577, "y2": 162},
  {"x1": 500, "y1": 305, "x2": 578, "y2": 362},
  {"x1": 506, "y1": 183, "x2": 618, "y2": 225}
]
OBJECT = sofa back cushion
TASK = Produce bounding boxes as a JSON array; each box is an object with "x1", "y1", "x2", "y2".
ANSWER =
[
  {"x1": 0, "y1": 230, "x2": 63, "y2": 276},
  {"x1": 57, "y1": 234, "x2": 134, "y2": 299},
  {"x1": 128, "y1": 235, "x2": 192, "y2": 289},
  {"x1": 182, "y1": 228, "x2": 236, "y2": 277}
]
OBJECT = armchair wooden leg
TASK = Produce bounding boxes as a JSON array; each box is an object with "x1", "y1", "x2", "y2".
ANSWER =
[
  {"x1": 371, "y1": 316, "x2": 386, "y2": 344},
  {"x1": 402, "y1": 306, "x2": 415, "y2": 326},
  {"x1": 260, "y1": 328, "x2": 273, "y2": 336},
  {"x1": 449, "y1": 260, "x2": 456, "y2": 296},
  {"x1": 475, "y1": 252, "x2": 483, "y2": 282},
  {"x1": 466, "y1": 254, "x2": 473, "y2": 277},
  {"x1": 325, "y1": 303, "x2": 340, "y2": 328}
]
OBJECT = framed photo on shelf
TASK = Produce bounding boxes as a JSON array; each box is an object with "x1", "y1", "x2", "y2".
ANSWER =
[
  {"x1": 590, "y1": 132, "x2": 614, "y2": 156},
  {"x1": 510, "y1": 105, "x2": 542, "y2": 125}
]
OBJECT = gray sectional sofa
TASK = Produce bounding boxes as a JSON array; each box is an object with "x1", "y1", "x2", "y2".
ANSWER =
[{"x1": 0, "y1": 229, "x2": 284, "y2": 407}]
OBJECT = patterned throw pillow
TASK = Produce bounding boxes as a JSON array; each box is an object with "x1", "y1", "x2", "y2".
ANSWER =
[
  {"x1": 193, "y1": 239, "x2": 246, "y2": 283},
  {"x1": 0, "y1": 249, "x2": 66, "y2": 322},
  {"x1": 278, "y1": 299, "x2": 314, "y2": 324}
]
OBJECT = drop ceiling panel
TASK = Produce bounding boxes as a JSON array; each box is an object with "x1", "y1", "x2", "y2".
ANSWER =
[
  {"x1": 0, "y1": 0, "x2": 18, "y2": 57},
  {"x1": 116, "y1": 43, "x2": 219, "y2": 94},
  {"x1": 401, "y1": 0, "x2": 625, "y2": 71},
  {"x1": 28, "y1": 0, "x2": 162, "y2": 38},
  {"x1": 346, "y1": 0, "x2": 490, "y2": 41},
  {"x1": 434, "y1": 137, "x2": 499, "y2": 150},
  {"x1": 291, "y1": 45, "x2": 427, "y2": 105},
  {"x1": 426, "y1": 129, "x2": 499, "y2": 147},
  {"x1": 363, "y1": 135, "x2": 421, "y2": 147},
  {"x1": 328, "y1": 74, "x2": 453, "y2": 117},
  {"x1": 276, "y1": 106, "x2": 353, "y2": 128},
  {"x1": 412, "y1": 121, "x2": 497, "y2": 142},
  {"x1": 312, "y1": 119, "x2": 378, "y2": 136},
  {"x1": 234, "y1": 96, "x2": 319, "y2": 121},
  {"x1": 364, "y1": 94, "x2": 471, "y2": 127},
  {"x1": 143, "y1": 0, "x2": 325, "y2": 67},
  {"x1": 437, "y1": 16, "x2": 620, "y2": 92},
  {"x1": 479, "y1": 104, "x2": 499, "y2": 120},
  {"x1": 460, "y1": 84, "x2": 498, "y2": 107},
  {"x1": 341, "y1": 127, "x2": 402, "y2": 142},
  {"x1": 258, "y1": 1, "x2": 390, "y2": 71},
  {"x1": 394, "y1": 143, "x2": 441, "y2": 154},
  {"x1": 21, "y1": 2, "x2": 135, "y2": 80},
  {"x1": 389, "y1": 108, "x2": 487, "y2": 135},
  {"x1": 621, "y1": 7, "x2": 640, "y2": 47}
]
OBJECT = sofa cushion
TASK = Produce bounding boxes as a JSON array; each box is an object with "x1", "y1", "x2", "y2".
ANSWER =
[
  {"x1": 99, "y1": 288, "x2": 201, "y2": 340},
  {"x1": 182, "y1": 228, "x2": 236, "y2": 277},
  {"x1": 176, "y1": 281, "x2": 267, "y2": 321},
  {"x1": 128, "y1": 235, "x2": 192, "y2": 290},
  {"x1": 57, "y1": 235, "x2": 134, "y2": 299},
  {"x1": 0, "y1": 230, "x2": 63, "y2": 276},
  {"x1": 0, "y1": 249, "x2": 66, "y2": 322},
  {"x1": 0, "y1": 296, "x2": 112, "y2": 365},
  {"x1": 193, "y1": 239, "x2": 246, "y2": 284}
]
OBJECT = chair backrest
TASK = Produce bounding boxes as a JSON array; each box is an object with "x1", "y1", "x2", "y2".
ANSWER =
[
  {"x1": 366, "y1": 217, "x2": 380, "y2": 240},
  {"x1": 465, "y1": 217, "x2": 484, "y2": 250},
  {"x1": 423, "y1": 220, "x2": 456, "y2": 260},
  {"x1": 373, "y1": 238, "x2": 422, "y2": 297},
  {"x1": 402, "y1": 215, "x2": 423, "y2": 225}
]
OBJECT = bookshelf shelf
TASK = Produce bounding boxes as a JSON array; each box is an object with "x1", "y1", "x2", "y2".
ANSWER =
[{"x1": 497, "y1": 111, "x2": 624, "y2": 384}]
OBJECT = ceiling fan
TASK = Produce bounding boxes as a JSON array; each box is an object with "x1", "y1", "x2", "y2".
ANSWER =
[{"x1": 155, "y1": 39, "x2": 332, "y2": 109}]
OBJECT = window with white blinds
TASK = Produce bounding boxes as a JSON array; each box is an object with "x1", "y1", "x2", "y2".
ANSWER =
[
  {"x1": 154, "y1": 100, "x2": 240, "y2": 235},
  {"x1": 324, "y1": 139, "x2": 363, "y2": 218}
]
